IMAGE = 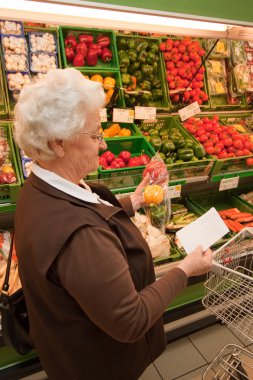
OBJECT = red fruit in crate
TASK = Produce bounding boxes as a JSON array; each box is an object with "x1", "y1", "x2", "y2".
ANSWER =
[
  {"x1": 65, "y1": 47, "x2": 75, "y2": 62},
  {"x1": 110, "y1": 158, "x2": 125, "y2": 168},
  {"x1": 100, "y1": 151, "x2": 115, "y2": 164},
  {"x1": 0, "y1": 172, "x2": 8, "y2": 184},
  {"x1": 246, "y1": 157, "x2": 253, "y2": 166},
  {"x1": 5, "y1": 172, "x2": 16, "y2": 183},
  {"x1": 127, "y1": 157, "x2": 142, "y2": 167},
  {"x1": 118, "y1": 151, "x2": 131, "y2": 164},
  {"x1": 99, "y1": 156, "x2": 108, "y2": 169},
  {"x1": 64, "y1": 35, "x2": 77, "y2": 49},
  {"x1": 76, "y1": 42, "x2": 88, "y2": 58},
  {"x1": 139, "y1": 154, "x2": 151, "y2": 165},
  {"x1": 159, "y1": 42, "x2": 166, "y2": 52},
  {"x1": 78, "y1": 34, "x2": 93, "y2": 45},
  {"x1": 72, "y1": 53, "x2": 85, "y2": 67}
]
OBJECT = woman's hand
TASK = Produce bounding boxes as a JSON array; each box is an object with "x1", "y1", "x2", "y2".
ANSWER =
[
  {"x1": 177, "y1": 245, "x2": 213, "y2": 278},
  {"x1": 130, "y1": 175, "x2": 150, "y2": 212}
]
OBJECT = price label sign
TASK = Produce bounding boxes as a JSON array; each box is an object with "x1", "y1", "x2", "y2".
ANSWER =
[
  {"x1": 219, "y1": 177, "x2": 239, "y2": 191},
  {"x1": 113, "y1": 108, "x2": 134, "y2": 123},
  {"x1": 168, "y1": 184, "x2": 182, "y2": 198},
  {"x1": 178, "y1": 101, "x2": 201, "y2": 122},
  {"x1": 134, "y1": 106, "x2": 156, "y2": 120},
  {"x1": 99, "y1": 108, "x2": 107, "y2": 123}
]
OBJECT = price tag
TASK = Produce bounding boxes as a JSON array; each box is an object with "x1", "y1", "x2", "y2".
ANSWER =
[
  {"x1": 99, "y1": 108, "x2": 107, "y2": 123},
  {"x1": 134, "y1": 106, "x2": 156, "y2": 120},
  {"x1": 178, "y1": 101, "x2": 201, "y2": 122},
  {"x1": 219, "y1": 177, "x2": 239, "y2": 191},
  {"x1": 168, "y1": 185, "x2": 182, "y2": 199},
  {"x1": 113, "y1": 108, "x2": 134, "y2": 123}
]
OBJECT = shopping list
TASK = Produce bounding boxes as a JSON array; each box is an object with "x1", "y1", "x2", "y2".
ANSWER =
[{"x1": 176, "y1": 207, "x2": 229, "y2": 254}]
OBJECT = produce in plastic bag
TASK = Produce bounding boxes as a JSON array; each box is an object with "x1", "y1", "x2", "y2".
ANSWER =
[{"x1": 142, "y1": 153, "x2": 170, "y2": 232}]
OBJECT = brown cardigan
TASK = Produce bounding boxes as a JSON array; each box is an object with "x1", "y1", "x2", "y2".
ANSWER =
[{"x1": 15, "y1": 173, "x2": 187, "y2": 380}]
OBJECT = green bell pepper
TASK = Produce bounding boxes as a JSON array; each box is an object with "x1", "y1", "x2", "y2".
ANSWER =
[
  {"x1": 119, "y1": 52, "x2": 130, "y2": 68},
  {"x1": 133, "y1": 70, "x2": 143, "y2": 84},
  {"x1": 128, "y1": 62, "x2": 140, "y2": 74},
  {"x1": 148, "y1": 42, "x2": 159, "y2": 53},
  {"x1": 161, "y1": 140, "x2": 175, "y2": 154},
  {"x1": 169, "y1": 152, "x2": 177, "y2": 162},
  {"x1": 137, "y1": 50, "x2": 147, "y2": 63},
  {"x1": 140, "y1": 93, "x2": 152, "y2": 105},
  {"x1": 158, "y1": 152, "x2": 166, "y2": 162},
  {"x1": 127, "y1": 39, "x2": 136, "y2": 49},
  {"x1": 150, "y1": 136, "x2": 162, "y2": 150},
  {"x1": 165, "y1": 157, "x2": 174, "y2": 165},
  {"x1": 141, "y1": 64, "x2": 154, "y2": 77},
  {"x1": 121, "y1": 73, "x2": 131, "y2": 85},
  {"x1": 177, "y1": 148, "x2": 194, "y2": 162},
  {"x1": 120, "y1": 67, "x2": 128, "y2": 73},
  {"x1": 152, "y1": 61, "x2": 158, "y2": 74},
  {"x1": 149, "y1": 129, "x2": 159, "y2": 136},
  {"x1": 170, "y1": 133, "x2": 185, "y2": 149},
  {"x1": 146, "y1": 52, "x2": 156, "y2": 65},
  {"x1": 194, "y1": 144, "x2": 206, "y2": 159},
  {"x1": 151, "y1": 77, "x2": 162, "y2": 89},
  {"x1": 136, "y1": 40, "x2": 149, "y2": 52},
  {"x1": 185, "y1": 138, "x2": 194, "y2": 148},
  {"x1": 128, "y1": 49, "x2": 137, "y2": 62},
  {"x1": 117, "y1": 38, "x2": 127, "y2": 50},
  {"x1": 151, "y1": 88, "x2": 163, "y2": 100},
  {"x1": 141, "y1": 80, "x2": 152, "y2": 91}
]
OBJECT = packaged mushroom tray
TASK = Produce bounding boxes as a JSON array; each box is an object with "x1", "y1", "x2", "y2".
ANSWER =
[
  {"x1": 30, "y1": 52, "x2": 58, "y2": 73},
  {"x1": 1, "y1": 36, "x2": 27, "y2": 55},
  {"x1": 0, "y1": 20, "x2": 24, "y2": 36},
  {"x1": 28, "y1": 32, "x2": 57, "y2": 54}
]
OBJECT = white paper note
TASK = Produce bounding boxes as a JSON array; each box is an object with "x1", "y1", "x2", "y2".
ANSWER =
[{"x1": 176, "y1": 207, "x2": 229, "y2": 254}]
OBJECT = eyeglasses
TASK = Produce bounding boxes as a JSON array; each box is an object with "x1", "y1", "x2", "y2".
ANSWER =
[{"x1": 82, "y1": 131, "x2": 104, "y2": 143}]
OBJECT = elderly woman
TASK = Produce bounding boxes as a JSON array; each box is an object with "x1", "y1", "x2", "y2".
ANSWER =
[{"x1": 14, "y1": 68, "x2": 212, "y2": 380}]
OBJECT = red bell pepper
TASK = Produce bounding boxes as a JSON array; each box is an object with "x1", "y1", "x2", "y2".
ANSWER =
[
  {"x1": 97, "y1": 35, "x2": 111, "y2": 48},
  {"x1": 89, "y1": 43, "x2": 102, "y2": 56},
  {"x1": 76, "y1": 42, "x2": 88, "y2": 58},
  {"x1": 86, "y1": 50, "x2": 98, "y2": 66},
  {"x1": 65, "y1": 47, "x2": 75, "y2": 62},
  {"x1": 64, "y1": 35, "x2": 77, "y2": 49},
  {"x1": 72, "y1": 53, "x2": 85, "y2": 67},
  {"x1": 78, "y1": 34, "x2": 93, "y2": 45},
  {"x1": 101, "y1": 47, "x2": 112, "y2": 63}
]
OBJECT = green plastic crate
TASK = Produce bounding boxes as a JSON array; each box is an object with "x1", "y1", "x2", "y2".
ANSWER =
[
  {"x1": 153, "y1": 244, "x2": 182, "y2": 266},
  {"x1": 116, "y1": 34, "x2": 170, "y2": 111},
  {"x1": 0, "y1": 122, "x2": 21, "y2": 203},
  {"x1": 102, "y1": 121, "x2": 141, "y2": 138},
  {"x1": 80, "y1": 69, "x2": 125, "y2": 108},
  {"x1": 160, "y1": 36, "x2": 210, "y2": 111},
  {"x1": 98, "y1": 136, "x2": 155, "y2": 184},
  {"x1": 0, "y1": 69, "x2": 8, "y2": 119},
  {"x1": 230, "y1": 185, "x2": 253, "y2": 211},
  {"x1": 140, "y1": 117, "x2": 215, "y2": 182},
  {"x1": 59, "y1": 26, "x2": 119, "y2": 70},
  {"x1": 218, "y1": 112, "x2": 253, "y2": 133}
]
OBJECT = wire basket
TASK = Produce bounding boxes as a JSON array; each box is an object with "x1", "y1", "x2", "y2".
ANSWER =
[
  {"x1": 202, "y1": 227, "x2": 253, "y2": 344},
  {"x1": 203, "y1": 344, "x2": 253, "y2": 379}
]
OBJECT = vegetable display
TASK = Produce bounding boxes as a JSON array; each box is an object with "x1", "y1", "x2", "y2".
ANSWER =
[
  {"x1": 218, "y1": 208, "x2": 253, "y2": 231},
  {"x1": 99, "y1": 150, "x2": 151, "y2": 169},
  {"x1": 159, "y1": 37, "x2": 209, "y2": 106},
  {"x1": 116, "y1": 36, "x2": 165, "y2": 107},
  {"x1": 82, "y1": 73, "x2": 117, "y2": 106},
  {"x1": 64, "y1": 32, "x2": 113, "y2": 67}
]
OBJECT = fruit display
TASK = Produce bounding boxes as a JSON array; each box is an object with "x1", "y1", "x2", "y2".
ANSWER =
[
  {"x1": 116, "y1": 35, "x2": 168, "y2": 108},
  {"x1": 60, "y1": 27, "x2": 117, "y2": 69},
  {"x1": 99, "y1": 149, "x2": 151, "y2": 169},
  {"x1": 159, "y1": 37, "x2": 209, "y2": 107}
]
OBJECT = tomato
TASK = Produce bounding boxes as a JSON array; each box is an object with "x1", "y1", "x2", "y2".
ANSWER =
[
  {"x1": 205, "y1": 146, "x2": 215, "y2": 155},
  {"x1": 235, "y1": 150, "x2": 244, "y2": 157},
  {"x1": 218, "y1": 150, "x2": 228, "y2": 159},
  {"x1": 196, "y1": 128, "x2": 205, "y2": 137},
  {"x1": 227, "y1": 153, "x2": 236, "y2": 158},
  {"x1": 101, "y1": 150, "x2": 115, "y2": 164},
  {"x1": 242, "y1": 149, "x2": 251, "y2": 156},
  {"x1": 118, "y1": 150, "x2": 131, "y2": 163},
  {"x1": 227, "y1": 146, "x2": 235, "y2": 153},
  {"x1": 210, "y1": 134, "x2": 219, "y2": 144},
  {"x1": 127, "y1": 157, "x2": 142, "y2": 167},
  {"x1": 203, "y1": 122, "x2": 213, "y2": 132},
  {"x1": 144, "y1": 184, "x2": 164, "y2": 206},
  {"x1": 223, "y1": 137, "x2": 233, "y2": 147},
  {"x1": 233, "y1": 140, "x2": 243, "y2": 150},
  {"x1": 199, "y1": 134, "x2": 208, "y2": 143},
  {"x1": 246, "y1": 157, "x2": 253, "y2": 166}
]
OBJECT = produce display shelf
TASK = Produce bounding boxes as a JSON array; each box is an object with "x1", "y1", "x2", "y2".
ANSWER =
[
  {"x1": 116, "y1": 34, "x2": 170, "y2": 111},
  {"x1": 211, "y1": 169, "x2": 253, "y2": 182},
  {"x1": 209, "y1": 93, "x2": 247, "y2": 111},
  {"x1": 0, "y1": 122, "x2": 21, "y2": 203},
  {"x1": 230, "y1": 184, "x2": 253, "y2": 211},
  {"x1": 59, "y1": 26, "x2": 119, "y2": 71}
]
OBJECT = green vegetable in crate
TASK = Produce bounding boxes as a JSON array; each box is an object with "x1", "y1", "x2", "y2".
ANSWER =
[
  {"x1": 193, "y1": 144, "x2": 206, "y2": 159},
  {"x1": 150, "y1": 136, "x2": 162, "y2": 150},
  {"x1": 121, "y1": 73, "x2": 131, "y2": 85},
  {"x1": 170, "y1": 134, "x2": 185, "y2": 149},
  {"x1": 161, "y1": 140, "x2": 175, "y2": 154},
  {"x1": 151, "y1": 88, "x2": 163, "y2": 100},
  {"x1": 149, "y1": 129, "x2": 159, "y2": 136},
  {"x1": 177, "y1": 148, "x2": 194, "y2": 162},
  {"x1": 185, "y1": 138, "x2": 194, "y2": 149},
  {"x1": 141, "y1": 64, "x2": 154, "y2": 76},
  {"x1": 151, "y1": 77, "x2": 162, "y2": 89},
  {"x1": 137, "y1": 50, "x2": 147, "y2": 63},
  {"x1": 148, "y1": 42, "x2": 159, "y2": 53},
  {"x1": 128, "y1": 49, "x2": 137, "y2": 62},
  {"x1": 152, "y1": 61, "x2": 158, "y2": 74},
  {"x1": 128, "y1": 62, "x2": 140, "y2": 74},
  {"x1": 141, "y1": 80, "x2": 152, "y2": 91},
  {"x1": 117, "y1": 37, "x2": 127, "y2": 49},
  {"x1": 119, "y1": 51, "x2": 130, "y2": 68},
  {"x1": 165, "y1": 157, "x2": 174, "y2": 164},
  {"x1": 146, "y1": 52, "x2": 156, "y2": 64},
  {"x1": 132, "y1": 70, "x2": 143, "y2": 83},
  {"x1": 136, "y1": 40, "x2": 149, "y2": 52},
  {"x1": 168, "y1": 152, "x2": 177, "y2": 162},
  {"x1": 127, "y1": 39, "x2": 136, "y2": 49},
  {"x1": 140, "y1": 93, "x2": 152, "y2": 105}
]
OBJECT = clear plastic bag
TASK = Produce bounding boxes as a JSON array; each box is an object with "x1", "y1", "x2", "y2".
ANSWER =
[{"x1": 142, "y1": 153, "x2": 171, "y2": 232}]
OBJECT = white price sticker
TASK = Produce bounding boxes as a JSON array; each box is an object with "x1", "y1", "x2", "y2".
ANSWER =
[
  {"x1": 178, "y1": 101, "x2": 201, "y2": 122},
  {"x1": 168, "y1": 185, "x2": 182, "y2": 199},
  {"x1": 134, "y1": 106, "x2": 156, "y2": 120},
  {"x1": 99, "y1": 108, "x2": 107, "y2": 123},
  {"x1": 113, "y1": 108, "x2": 134, "y2": 123},
  {"x1": 219, "y1": 177, "x2": 239, "y2": 191}
]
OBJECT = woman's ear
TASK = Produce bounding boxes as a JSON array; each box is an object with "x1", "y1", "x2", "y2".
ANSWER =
[{"x1": 48, "y1": 139, "x2": 65, "y2": 158}]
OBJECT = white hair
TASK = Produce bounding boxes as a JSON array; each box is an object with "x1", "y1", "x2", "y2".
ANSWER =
[{"x1": 14, "y1": 68, "x2": 105, "y2": 161}]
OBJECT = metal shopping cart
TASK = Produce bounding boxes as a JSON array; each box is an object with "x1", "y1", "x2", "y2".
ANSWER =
[{"x1": 202, "y1": 227, "x2": 253, "y2": 379}]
